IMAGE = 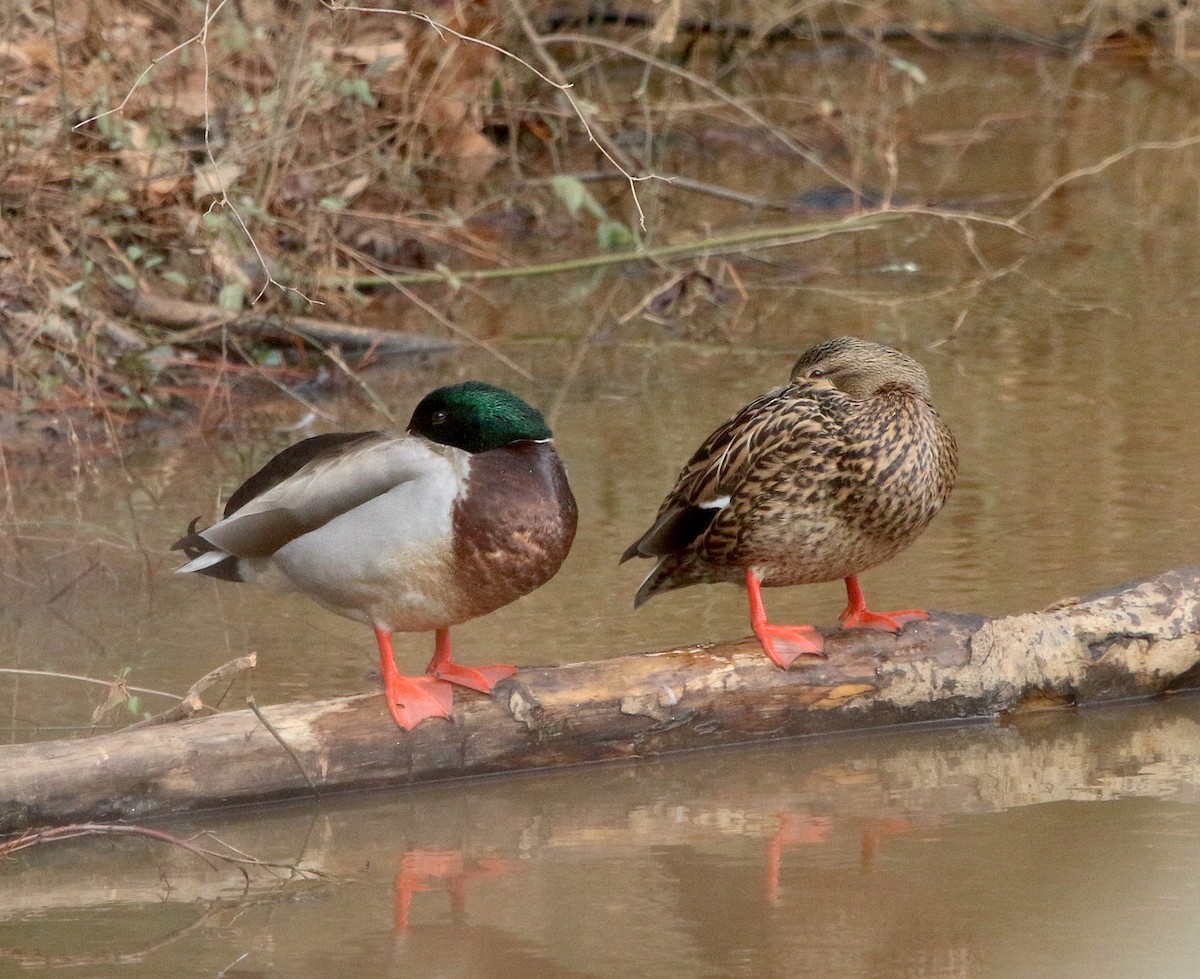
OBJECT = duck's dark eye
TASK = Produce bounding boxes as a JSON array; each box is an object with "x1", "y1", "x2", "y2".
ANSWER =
[
  {"x1": 809, "y1": 368, "x2": 825, "y2": 379},
  {"x1": 431, "y1": 409, "x2": 448, "y2": 425}
]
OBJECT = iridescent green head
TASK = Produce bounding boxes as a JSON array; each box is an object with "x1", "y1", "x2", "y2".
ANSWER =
[{"x1": 409, "y1": 381, "x2": 552, "y2": 453}]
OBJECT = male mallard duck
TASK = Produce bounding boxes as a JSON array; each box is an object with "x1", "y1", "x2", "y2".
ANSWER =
[
  {"x1": 621, "y1": 336, "x2": 957, "y2": 667},
  {"x1": 173, "y1": 381, "x2": 577, "y2": 730}
]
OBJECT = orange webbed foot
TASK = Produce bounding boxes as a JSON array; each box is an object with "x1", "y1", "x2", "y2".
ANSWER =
[
  {"x1": 427, "y1": 661, "x2": 518, "y2": 694},
  {"x1": 839, "y1": 606, "x2": 929, "y2": 633},
  {"x1": 384, "y1": 674, "x2": 455, "y2": 730},
  {"x1": 839, "y1": 575, "x2": 930, "y2": 635},
  {"x1": 753, "y1": 622, "x2": 826, "y2": 670},
  {"x1": 744, "y1": 568, "x2": 826, "y2": 669}
]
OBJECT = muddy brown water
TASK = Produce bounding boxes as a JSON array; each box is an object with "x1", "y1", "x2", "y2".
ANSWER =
[{"x1": 4, "y1": 52, "x2": 1200, "y2": 977}]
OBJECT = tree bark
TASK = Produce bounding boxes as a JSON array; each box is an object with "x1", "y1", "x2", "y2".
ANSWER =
[{"x1": 3, "y1": 566, "x2": 1200, "y2": 835}]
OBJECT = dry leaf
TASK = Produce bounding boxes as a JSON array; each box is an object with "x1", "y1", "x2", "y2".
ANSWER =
[
  {"x1": 812, "y1": 683, "x2": 876, "y2": 709},
  {"x1": 91, "y1": 680, "x2": 129, "y2": 724},
  {"x1": 332, "y1": 40, "x2": 410, "y2": 65},
  {"x1": 441, "y1": 129, "x2": 500, "y2": 185},
  {"x1": 169, "y1": 67, "x2": 210, "y2": 119},
  {"x1": 193, "y1": 161, "x2": 243, "y2": 199},
  {"x1": 341, "y1": 174, "x2": 370, "y2": 201},
  {"x1": 649, "y1": 0, "x2": 684, "y2": 46}
]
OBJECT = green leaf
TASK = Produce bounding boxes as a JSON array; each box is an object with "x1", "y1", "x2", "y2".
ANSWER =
[
  {"x1": 596, "y1": 219, "x2": 634, "y2": 251},
  {"x1": 319, "y1": 197, "x2": 346, "y2": 211},
  {"x1": 218, "y1": 281, "x2": 245, "y2": 311},
  {"x1": 551, "y1": 175, "x2": 587, "y2": 216},
  {"x1": 114, "y1": 273, "x2": 137, "y2": 291},
  {"x1": 161, "y1": 270, "x2": 189, "y2": 286},
  {"x1": 339, "y1": 78, "x2": 376, "y2": 107},
  {"x1": 201, "y1": 211, "x2": 230, "y2": 232}
]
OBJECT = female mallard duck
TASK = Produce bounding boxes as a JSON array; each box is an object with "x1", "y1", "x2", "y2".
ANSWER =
[
  {"x1": 173, "y1": 381, "x2": 577, "y2": 730},
  {"x1": 621, "y1": 336, "x2": 957, "y2": 668}
]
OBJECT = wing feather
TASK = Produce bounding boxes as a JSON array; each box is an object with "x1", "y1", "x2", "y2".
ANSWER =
[
  {"x1": 624, "y1": 382, "x2": 844, "y2": 559},
  {"x1": 183, "y1": 434, "x2": 459, "y2": 559}
]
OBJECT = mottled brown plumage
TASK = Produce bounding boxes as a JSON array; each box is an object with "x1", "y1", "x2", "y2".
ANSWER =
[{"x1": 622, "y1": 336, "x2": 957, "y2": 667}]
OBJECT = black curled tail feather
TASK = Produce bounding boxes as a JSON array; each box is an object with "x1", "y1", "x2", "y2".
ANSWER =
[
  {"x1": 171, "y1": 516, "x2": 245, "y2": 583},
  {"x1": 171, "y1": 516, "x2": 212, "y2": 559}
]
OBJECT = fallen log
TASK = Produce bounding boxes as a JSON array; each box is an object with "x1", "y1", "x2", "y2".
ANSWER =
[
  {"x1": 5, "y1": 695, "x2": 1197, "y2": 919},
  {"x1": 3, "y1": 566, "x2": 1200, "y2": 835},
  {"x1": 112, "y1": 289, "x2": 460, "y2": 354}
]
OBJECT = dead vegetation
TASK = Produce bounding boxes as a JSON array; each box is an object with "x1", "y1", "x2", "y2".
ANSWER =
[{"x1": 0, "y1": 0, "x2": 1192, "y2": 442}]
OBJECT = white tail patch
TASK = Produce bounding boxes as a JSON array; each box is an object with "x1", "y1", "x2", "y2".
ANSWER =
[
  {"x1": 176, "y1": 550, "x2": 230, "y2": 575},
  {"x1": 700, "y1": 495, "x2": 731, "y2": 509}
]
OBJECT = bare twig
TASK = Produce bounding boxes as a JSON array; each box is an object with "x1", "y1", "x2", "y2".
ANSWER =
[
  {"x1": 0, "y1": 822, "x2": 325, "y2": 879},
  {"x1": 125, "y1": 654, "x2": 258, "y2": 730},
  {"x1": 73, "y1": 0, "x2": 318, "y2": 310},
  {"x1": 71, "y1": 0, "x2": 232, "y2": 130},
  {"x1": 0, "y1": 668, "x2": 179, "y2": 701},
  {"x1": 321, "y1": 345, "x2": 398, "y2": 424},
  {"x1": 247, "y1": 696, "x2": 320, "y2": 795},
  {"x1": 323, "y1": 0, "x2": 656, "y2": 229},
  {"x1": 322, "y1": 2, "x2": 570, "y2": 91},
  {"x1": 507, "y1": 0, "x2": 653, "y2": 229},
  {"x1": 227, "y1": 337, "x2": 338, "y2": 423},
  {"x1": 335, "y1": 246, "x2": 535, "y2": 381},
  {"x1": 542, "y1": 32, "x2": 854, "y2": 192},
  {"x1": 1011, "y1": 133, "x2": 1200, "y2": 223},
  {"x1": 545, "y1": 284, "x2": 622, "y2": 426},
  {"x1": 331, "y1": 210, "x2": 908, "y2": 287},
  {"x1": 195, "y1": 0, "x2": 317, "y2": 308}
]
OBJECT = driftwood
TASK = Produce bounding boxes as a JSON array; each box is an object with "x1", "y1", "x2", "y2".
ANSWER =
[
  {"x1": 112, "y1": 289, "x2": 459, "y2": 354},
  {"x1": 3, "y1": 567, "x2": 1200, "y2": 835}
]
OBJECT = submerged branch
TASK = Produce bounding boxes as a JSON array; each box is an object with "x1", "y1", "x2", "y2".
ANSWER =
[
  {"x1": 0, "y1": 822, "x2": 325, "y2": 880},
  {"x1": 331, "y1": 211, "x2": 908, "y2": 288}
]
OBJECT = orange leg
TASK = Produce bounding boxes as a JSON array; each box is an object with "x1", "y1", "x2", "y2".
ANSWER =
[
  {"x1": 425, "y1": 628, "x2": 517, "y2": 693},
  {"x1": 839, "y1": 574, "x2": 929, "y2": 633},
  {"x1": 375, "y1": 627, "x2": 454, "y2": 730},
  {"x1": 745, "y1": 568, "x2": 825, "y2": 668}
]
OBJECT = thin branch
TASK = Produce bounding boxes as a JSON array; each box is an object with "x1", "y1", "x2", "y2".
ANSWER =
[
  {"x1": 125, "y1": 654, "x2": 258, "y2": 730},
  {"x1": 323, "y1": 0, "x2": 656, "y2": 229},
  {"x1": 1012, "y1": 132, "x2": 1200, "y2": 223},
  {"x1": 196, "y1": 0, "x2": 318, "y2": 309},
  {"x1": 336, "y1": 245, "x2": 535, "y2": 381},
  {"x1": 330, "y1": 210, "x2": 908, "y2": 287},
  {"x1": 71, "y1": 0, "x2": 232, "y2": 130},
  {"x1": 227, "y1": 336, "x2": 339, "y2": 423},
  {"x1": 542, "y1": 32, "x2": 855, "y2": 192},
  {"x1": 322, "y1": 2, "x2": 572, "y2": 91},
  {"x1": 73, "y1": 0, "x2": 318, "y2": 310},
  {"x1": 247, "y1": 696, "x2": 320, "y2": 795},
  {"x1": 0, "y1": 823, "x2": 325, "y2": 878},
  {"x1": 507, "y1": 0, "x2": 652, "y2": 229},
  {"x1": 321, "y1": 345, "x2": 399, "y2": 425},
  {"x1": 0, "y1": 668, "x2": 179, "y2": 701}
]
